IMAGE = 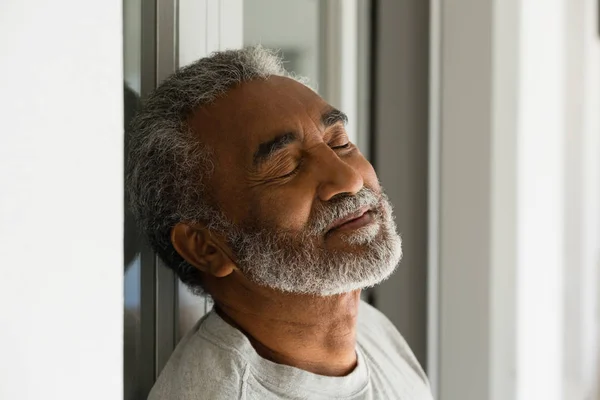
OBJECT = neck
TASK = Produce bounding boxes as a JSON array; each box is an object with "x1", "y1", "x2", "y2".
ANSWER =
[{"x1": 213, "y1": 288, "x2": 361, "y2": 377}]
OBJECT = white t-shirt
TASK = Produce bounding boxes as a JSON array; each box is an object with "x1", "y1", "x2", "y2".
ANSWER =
[{"x1": 149, "y1": 300, "x2": 434, "y2": 400}]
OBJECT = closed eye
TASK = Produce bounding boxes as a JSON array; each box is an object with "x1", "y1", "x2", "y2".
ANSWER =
[
  {"x1": 331, "y1": 143, "x2": 351, "y2": 150},
  {"x1": 277, "y1": 160, "x2": 303, "y2": 180}
]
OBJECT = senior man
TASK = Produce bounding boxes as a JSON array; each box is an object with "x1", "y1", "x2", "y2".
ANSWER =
[{"x1": 128, "y1": 46, "x2": 433, "y2": 400}]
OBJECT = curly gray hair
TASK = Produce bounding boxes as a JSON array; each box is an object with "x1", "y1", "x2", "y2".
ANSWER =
[{"x1": 126, "y1": 46, "x2": 299, "y2": 292}]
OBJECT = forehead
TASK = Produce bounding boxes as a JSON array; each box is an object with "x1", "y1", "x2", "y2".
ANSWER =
[{"x1": 188, "y1": 76, "x2": 329, "y2": 158}]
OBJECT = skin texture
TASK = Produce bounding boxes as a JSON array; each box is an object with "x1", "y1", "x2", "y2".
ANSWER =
[{"x1": 171, "y1": 76, "x2": 382, "y2": 377}]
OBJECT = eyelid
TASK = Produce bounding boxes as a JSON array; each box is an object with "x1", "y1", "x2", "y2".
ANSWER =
[
  {"x1": 331, "y1": 143, "x2": 351, "y2": 150},
  {"x1": 327, "y1": 126, "x2": 350, "y2": 145},
  {"x1": 277, "y1": 159, "x2": 303, "y2": 179}
]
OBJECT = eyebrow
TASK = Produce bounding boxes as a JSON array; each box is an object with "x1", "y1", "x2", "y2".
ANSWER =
[
  {"x1": 253, "y1": 131, "x2": 299, "y2": 168},
  {"x1": 252, "y1": 108, "x2": 349, "y2": 169},
  {"x1": 321, "y1": 108, "x2": 348, "y2": 127}
]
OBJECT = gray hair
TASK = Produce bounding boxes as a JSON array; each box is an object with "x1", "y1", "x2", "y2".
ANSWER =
[{"x1": 126, "y1": 46, "x2": 297, "y2": 292}]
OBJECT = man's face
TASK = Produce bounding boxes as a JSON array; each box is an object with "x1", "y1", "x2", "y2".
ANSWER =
[{"x1": 188, "y1": 76, "x2": 402, "y2": 295}]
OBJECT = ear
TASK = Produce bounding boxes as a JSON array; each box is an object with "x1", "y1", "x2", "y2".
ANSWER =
[{"x1": 171, "y1": 223, "x2": 236, "y2": 278}]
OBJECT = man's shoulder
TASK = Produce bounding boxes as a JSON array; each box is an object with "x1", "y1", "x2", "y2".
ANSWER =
[
  {"x1": 357, "y1": 299, "x2": 401, "y2": 340},
  {"x1": 148, "y1": 315, "x2": 247, "y2": 400},
  {"x1": 357, "y1": 300, "x2": 430, "y2": 385}
]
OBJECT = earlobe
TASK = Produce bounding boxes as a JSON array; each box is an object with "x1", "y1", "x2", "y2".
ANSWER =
[
  {"x1": 203, "y1": 238, "x2": 236, "y2": 277},
  {"x1": 171, "y1": 223, "x2": 236, "y2": 278}
]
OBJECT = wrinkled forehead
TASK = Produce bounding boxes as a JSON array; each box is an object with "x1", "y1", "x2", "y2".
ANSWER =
[{"x1": 187, "y1": 76, "x2": 329, "y2": 163}]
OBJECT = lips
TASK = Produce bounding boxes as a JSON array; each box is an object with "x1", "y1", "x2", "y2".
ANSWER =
[{"x1": 326, "y1": 206, "x2": 372, "y2": 233}]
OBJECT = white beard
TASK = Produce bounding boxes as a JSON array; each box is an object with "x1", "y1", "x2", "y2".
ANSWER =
[{"x1": 221, "y1": 188, "x2": 403, "y2": 296}]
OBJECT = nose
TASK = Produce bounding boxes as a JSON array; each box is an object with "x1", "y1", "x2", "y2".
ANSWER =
[{"x1": 314, "y1": 145, "x2": 364, "y2": 201}]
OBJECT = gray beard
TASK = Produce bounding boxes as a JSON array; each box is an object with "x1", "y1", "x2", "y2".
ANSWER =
[{"x1": 214, "y1": 188, "x2": 402, "y2": 296}]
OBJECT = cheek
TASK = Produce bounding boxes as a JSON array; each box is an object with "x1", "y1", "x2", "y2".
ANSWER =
[
  {"x1": 252, "y1": 187, "x2": 315, "y2": 231},
  {"x1": 206, "y1": 165, "x2": 252, "y2": 225}
]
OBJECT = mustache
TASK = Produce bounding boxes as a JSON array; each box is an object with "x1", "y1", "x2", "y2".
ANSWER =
[{"x1": 307, "y1": 187, "x2": 381, "y2": 235}]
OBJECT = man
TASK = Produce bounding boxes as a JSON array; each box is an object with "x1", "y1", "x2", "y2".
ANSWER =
[{"x1": 127, "y1": 46, "x2": 433, "y2": 399}]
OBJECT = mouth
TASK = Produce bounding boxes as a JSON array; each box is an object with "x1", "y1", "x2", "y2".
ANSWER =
[{"x1": 325, "y1": 206, "x2": 375, "y2": 234}]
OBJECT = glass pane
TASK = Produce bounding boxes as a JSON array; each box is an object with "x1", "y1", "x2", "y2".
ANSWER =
[
  {"x1": 178, "y1": 282, "x2": 212, "y2": 341},
  {"x1": 244, "y1": 0, "x2": 321, "y2": 87},
  {"x1": 123, "y1": 0, "x2": 142, "y2": 398}
]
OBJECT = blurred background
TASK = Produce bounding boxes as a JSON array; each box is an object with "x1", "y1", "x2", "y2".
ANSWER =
[{"x1": 1, "y1": 0, "x2": 599, "y2": 399}]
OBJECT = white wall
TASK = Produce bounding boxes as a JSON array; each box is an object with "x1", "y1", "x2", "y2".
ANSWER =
[
  {"x1": 515, "y1": 1, "x2": 600, "y2": 398},
  {"x1": 0, "y1": 1, "x2": 123, "y2": 399},
  {"x1": 434, "y1": 0, "x2": 600, "y2": 399},
  {"x1": 564, "y1": 0, "x2": 600, "y2": 397},
  {"x1": 516, "y1": 1, "x2": 566, "y2": 398}
]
